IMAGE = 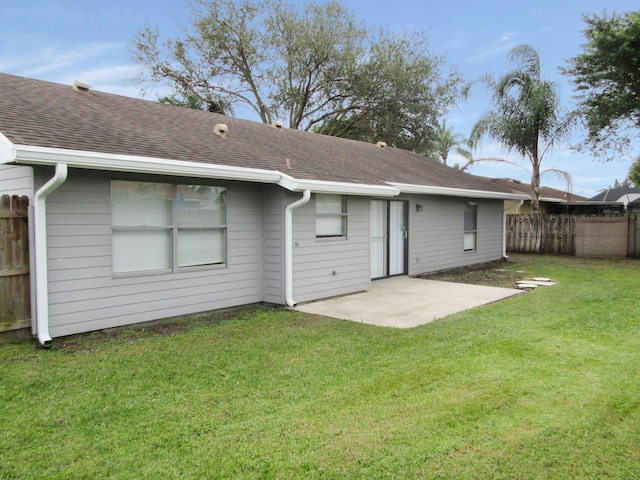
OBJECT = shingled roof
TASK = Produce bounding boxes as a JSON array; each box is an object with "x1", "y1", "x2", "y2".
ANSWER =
[
  {"x1": 0, "y1": 72, "x2": 519, "y2": 197},
  {"x1": 486, "y1": 178, "x2": 588, "y2": 203},
  {"x1": 589, "y1": 187, "x2": 640, "y2": 202}
]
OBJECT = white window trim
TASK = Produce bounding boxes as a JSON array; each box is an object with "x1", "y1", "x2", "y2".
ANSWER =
[
  {"x1": 111, "y1": 181, "x2": 227, "y2": 275},
  {"x1": 315, "y1": 194, "x2": 347, "y2": 240}
]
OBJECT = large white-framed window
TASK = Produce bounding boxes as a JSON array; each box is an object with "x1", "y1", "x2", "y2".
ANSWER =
[
  {"x1": 464, "y1": 200, "x2": 477, "y2": 252},
  {"x1": 111, "y1": 181, "x2": 226, "y2": 274},
  {"x1": 315, "y1": 194, "x2": 347, "y2": 239}
]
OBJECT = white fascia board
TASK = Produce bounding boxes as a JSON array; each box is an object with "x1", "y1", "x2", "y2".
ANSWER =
[
  {"x1": 387, "y1": 182, "x2": 529, "y2": 201},
  {"x1": 571, "y1": 200, "x2": 624, "y2": 206},
  {"x1": 11, "y1": 144, "x2": 282, "y2": 184},
  {"x1": 0, "y1": 133, "x2": 16, "y2": 164},
  {"x1": 538, "y1": 197, "x2": 565, "y2": 204},
  {"x1": 278, "y1": 172, "x2": 399, "y2": 197}
]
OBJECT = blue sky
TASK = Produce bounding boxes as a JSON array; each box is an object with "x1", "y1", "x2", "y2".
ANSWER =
[{"x1": 1, "y1": 0, "x2": 637, "y2": 197}]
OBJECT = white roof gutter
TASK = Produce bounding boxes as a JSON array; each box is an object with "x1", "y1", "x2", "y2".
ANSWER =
[
  {"x1": 387, "y1": 182, "x2": 529, "y2": 201},
  {"x1": 6, "y1": 142, "x2": 401, "y2": 197},
  {"x1": 278, "y1": 173, "x2": 399, "y2": 197},
  {"x1": 9, "y1": 143, "x2": 284, "y2": 184}
]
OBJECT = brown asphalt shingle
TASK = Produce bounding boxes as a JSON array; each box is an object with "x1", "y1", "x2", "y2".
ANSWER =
[
  {"x1": 0, "y1": 72, "x2": 514, "y2": 195},
  {"x1": 486, "y1": 178, "x2": 588, "y2": 202}
]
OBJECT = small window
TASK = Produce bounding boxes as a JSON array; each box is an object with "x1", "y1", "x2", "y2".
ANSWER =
[
  {"x1": 112, "y1": 181, "x2": 226, "y2": 273},
  {"x1": 464, "y1": 200, "x2": 477, "y2": 252},
  {"x1": 316, "y1": 194, "x2": 347, "y2": 238}
]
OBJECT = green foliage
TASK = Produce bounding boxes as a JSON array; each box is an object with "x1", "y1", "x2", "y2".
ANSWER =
[
  {"x1": 564, "y1": 11, "x2": 640, "y2": 160},
  {"x1": 158, "y1": 93, "x2": 204, "y2": 110},
  {"x1": 628, "y1": 156, "x2": 640, "y2": 186},
  {"x1": 2, "y1": 256, "x2": 640, "y2": 478},
  {"x1": 158, "y1": 93, "x2": 229, "y2": 113},
  {"x1": 430, "y1": 119, "x2": 471, "y2": 166},
  {"x1": 470, "y1": 45, "x2": 575, "y2": 212},
  {"x1": 131, "y1": 0, "x2": 463, "y2": 152}
]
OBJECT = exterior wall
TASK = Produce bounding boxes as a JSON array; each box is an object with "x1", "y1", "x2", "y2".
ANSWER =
[
  {"x1": 290, "y1": 193, "x2": 370, "y2": 303},
  {"x1": 263, "y1": 186, "x2": 285, "y2": 304},
  {"x1": 0, "y1": 165, "x2": 33, "y2": 197},
  {"x1": 505, "y1": 199, "x2": 531, "y2": 214},
  {"x1": 39, "y1": 168, "x2": 266, "y2": 338},
  {"x1": 407, "y1": 195, "x2": 505, "y2": 276},
  {"x1": 30, "y1": 165, "x2": 509, "y2": 337}
]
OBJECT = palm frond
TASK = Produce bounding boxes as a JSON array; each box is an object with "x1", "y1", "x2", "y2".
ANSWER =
[{"x1": 540, "y1": 168, "x2": 573, "y2": 193}]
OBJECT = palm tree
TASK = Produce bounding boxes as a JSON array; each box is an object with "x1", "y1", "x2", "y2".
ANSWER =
[
  {"x1": 433, "y1": 120, "x2": 471, "y2": 166},
  {"x1": 470, "y1": 45, "x2": 575, "y2": 213}
]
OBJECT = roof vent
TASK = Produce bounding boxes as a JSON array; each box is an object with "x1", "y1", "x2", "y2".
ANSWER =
[
  {"x1": 213, "y1": 123, "x2": 228, "y2": 138},
  {"x1": 272, "y1": 121, "x2": 284, "y2": 129},
  {"x1": 72, "y1": 80, "x2": 91, "y2": 92},
  {"x1": 376, "y1": 141, "x2": 387, "y2": 149}
]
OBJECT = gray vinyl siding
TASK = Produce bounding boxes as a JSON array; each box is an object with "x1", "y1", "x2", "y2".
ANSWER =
[
  {"x1": 291, "y1": 194, "x2": 370, "y2": 303},
  {"x1": 408, "y1": 195, "x2": 504, "y2": 276},
  {"x1": 0, "y1": 165, "x2": 33, "y2": 197},
  {"x1": 42, "y1": 168, "x2": 265, "y2": 338},
  {"x1": 263, "y1": 186, "x2": 285, "y2": 304}
]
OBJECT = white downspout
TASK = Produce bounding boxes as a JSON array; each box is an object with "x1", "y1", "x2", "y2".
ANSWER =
[
  {"x1": 284, "y1": 189, "x2": 311, "y2": 307},
  {"x1": 33, "y1": 163, "x2": 68, "y2": 346},
  {"x1": 503, "y1": 199, "x2": 525, "y2": 259}
]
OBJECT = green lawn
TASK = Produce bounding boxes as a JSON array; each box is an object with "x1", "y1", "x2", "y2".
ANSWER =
[{"x1": 1, "y1": 255, "x2": 639, "y2": 479}]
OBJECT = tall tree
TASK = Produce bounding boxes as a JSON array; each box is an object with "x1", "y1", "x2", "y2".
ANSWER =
[
  {"x1": 628, "y1": 156, "x2": 640, "y2": 187},
  {"x1": 431, "y1": 120, "x2": 470, "y2": 166},
  {"x1": 158, "y1": 93, "x2": 229, "y2": 113},
  {"x1": 470, "y1": 45, "x2": 575, "y2": 213},
  {"x1": 564, "y1": 11, "x2": 640, "y2": 160},
  {"x1": 131, "y1": 0, "x2": 463, "y2": 151}
]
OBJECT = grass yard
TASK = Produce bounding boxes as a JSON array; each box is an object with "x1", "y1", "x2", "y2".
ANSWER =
[{"x1": 1, "y1": 255, "x2": 639, "y2": 479}]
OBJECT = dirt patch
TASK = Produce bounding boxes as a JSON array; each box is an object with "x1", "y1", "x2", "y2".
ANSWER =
[{"x1": 417, "y1": 256, "x2": 529, "y2": 289}]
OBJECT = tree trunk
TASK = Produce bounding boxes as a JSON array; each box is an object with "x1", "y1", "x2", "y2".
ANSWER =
[{"x1": 530, "y1": 158, "x2": 541, "y2": 214}]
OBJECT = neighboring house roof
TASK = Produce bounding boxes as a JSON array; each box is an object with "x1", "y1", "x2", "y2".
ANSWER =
[
  {"x1": 485, "y1": 178, "x2": 588, "y2": 203},
  {"x1": 0, "y1": 73, "x2": 523, "y2": 199},
  {"x1": 589, "y1": 187, "x2": 640, "y2": 204}
]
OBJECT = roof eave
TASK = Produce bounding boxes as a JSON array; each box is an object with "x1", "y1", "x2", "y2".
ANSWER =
[
  {"x1": 7, "y1": 143, "x2": 401, "y2": 197},
  {"x1": 10, "y1": 143, "x2": 285, "y2": 184},
  {"x1": 387, "y1": 182, "x2": 529, "y2": 201},
  {"x1": 538, "y1": 197, "x2": 566, "y2": 204},
  {"x1": 570, "y1": 200, "x2": 625, "y2": 206},
  {"x1": 278, "y1": 173, "x2": 399, "y2": 197},
  {"x1": 0, "y1": 132, "x2": 16, "y2": 164}
]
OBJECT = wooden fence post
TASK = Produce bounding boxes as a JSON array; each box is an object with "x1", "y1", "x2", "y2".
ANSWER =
[{"x1": 629, "y1": 214, "x2": 639, "y2": 257}]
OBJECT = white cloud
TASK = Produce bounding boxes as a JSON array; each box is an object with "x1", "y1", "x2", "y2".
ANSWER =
[
  {"x1": 0, "y1": 43, "x2": 124, "y2": 78},
  {"x1": 469, "y1": 33, "x2": 519, "y2": 64}
]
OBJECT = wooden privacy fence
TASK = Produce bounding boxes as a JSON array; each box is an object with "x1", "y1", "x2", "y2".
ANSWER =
[
  {"x1": 507, "y1": 214, "x2": 640, "y2": 257},
  {"x1": 0, "y1": 195, "x2": 30, "y2": 333},
  {"x1": 507, "y1": 214, "x2": 577, "y2": 255}
]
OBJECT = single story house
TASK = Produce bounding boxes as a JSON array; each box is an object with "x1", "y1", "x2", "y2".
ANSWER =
[
  {"x1": 485, "y1": 178, "x2": 588, "y2": 214},
  {"x1": 0, "y1": 73, "x2": 526, "y2": 345},
  {"x1": 585, "y1": 187, "x2": 640, "y2": 214}
]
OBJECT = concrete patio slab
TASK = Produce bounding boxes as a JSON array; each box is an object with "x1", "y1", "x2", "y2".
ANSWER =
[{"x1": 294, "y1": 276, "x2": 523, "y2": 328}]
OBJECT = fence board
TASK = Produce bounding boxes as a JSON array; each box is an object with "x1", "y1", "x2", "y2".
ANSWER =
[
  {"x1": 507, "y1": 214, "x2": 576, "y2": 255},
  {"x1": 507, "y1": 213, "x2": 640, "y2": 256},
  {"x1": 0, "y1": 195, "x2": 31, "y2": 332}
]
